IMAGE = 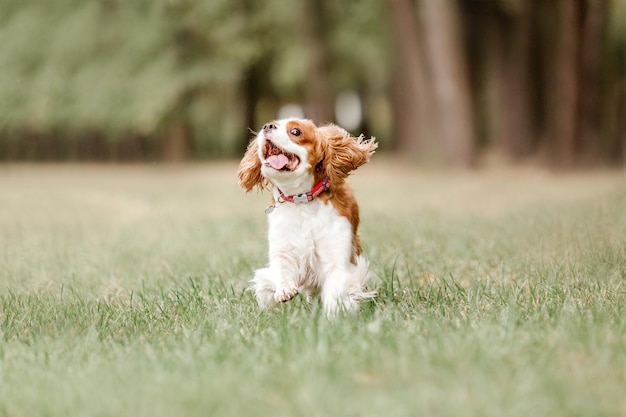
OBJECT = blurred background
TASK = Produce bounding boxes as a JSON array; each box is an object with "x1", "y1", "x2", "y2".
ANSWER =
[{"x1": 0, "y1": 0, "x2": 624, "y2": 168}]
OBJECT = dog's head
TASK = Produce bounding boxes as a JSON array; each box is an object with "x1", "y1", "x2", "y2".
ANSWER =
[{"x1": 237, "y1": 118, "x2": 377, "y2": 195}]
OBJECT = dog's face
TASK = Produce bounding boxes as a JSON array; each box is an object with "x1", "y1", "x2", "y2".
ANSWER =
[
  {"x1": 238, "y1": 118, "x2": 377, "y2": 194},
  {"x1": 258, "y1": 119, "x2": 320, "y2": 192}
]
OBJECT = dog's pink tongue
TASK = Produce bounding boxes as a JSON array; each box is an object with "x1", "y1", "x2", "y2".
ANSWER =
[{"x1": 267, "y1": 154, "x2": 290, "y2": 170}]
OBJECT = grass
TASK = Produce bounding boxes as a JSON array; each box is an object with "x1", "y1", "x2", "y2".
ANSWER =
[{"x1": 0, "y1": 161, "x2": 624, "y2": 417}]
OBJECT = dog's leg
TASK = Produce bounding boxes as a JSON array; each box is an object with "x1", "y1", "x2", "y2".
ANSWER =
[
  {"x1": 250, "y1": 267, "x2": 277, "y2": 308},
  {"x1": 321, "y1": 261, "x2": 375, "y2": 317},
  {"x1": 250, "y1": 257, "x2": 299, "y2": 308},
  {"x1": 321, "y1": 267, "x2": 358, "y2": 317},
  {"x1": 269, "y1": 256, "x2": 299, "y2": 303},
  {"x1": 346, "y1": 255, "x2": 376, "y2": 303}
]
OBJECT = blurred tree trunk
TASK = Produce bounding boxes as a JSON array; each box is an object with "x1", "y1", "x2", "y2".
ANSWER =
[
  {"x1": 386, "y1": 0, "x2": 435, "y2": 158},
  {"x1": 549, "y1": 0, "x2": 581, "y2": 168},
  {"x1": 577, "y1": 0, "x2": 606, "y2": 164},
  {"x1": 420, "y1": 0, "x2": 475, "y2": 167},
  {"x1": 604, "y1": 77, "x2": 626, "y2": 165},
  {"x1": 303, "y1": 0, "x2": 334, "y2": 124},
  {"x1": 618, "y1": 80, "x2": 626, "y2": 164},
  {"x1": 162, "y1": 120, "x2": 190, "y2": 162},
  {"x1": 239, "y1": 0, "x2": 263, "y2": 154},
  {"x1": 240, "y1": 64, "x2": 261, "y2": 154},
  {"x1": 488, "y1": 3, "x2": 534, "y2": 159}
]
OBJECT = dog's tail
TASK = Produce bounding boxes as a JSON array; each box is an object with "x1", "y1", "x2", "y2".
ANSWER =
[{"x1": 348, "y1": 255, "x2": 377, "y2": 301}]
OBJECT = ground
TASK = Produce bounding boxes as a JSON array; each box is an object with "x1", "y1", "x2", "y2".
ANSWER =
[{"x1": 0, "y1": 161, "x2": 624, "y2": 416}]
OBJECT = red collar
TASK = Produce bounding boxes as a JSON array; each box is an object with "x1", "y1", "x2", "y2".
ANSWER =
[{"x1": 278, "y1": 177, "x2": 330, "y2": 204}]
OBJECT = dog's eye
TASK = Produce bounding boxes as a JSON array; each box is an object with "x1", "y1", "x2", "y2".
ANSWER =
[{"x1": 290, "y1": 128, "x2": 301, "y2": 137}]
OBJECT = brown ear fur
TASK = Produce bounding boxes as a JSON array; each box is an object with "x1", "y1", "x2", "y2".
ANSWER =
[
  {"x1": 237, "y1": 139, "x2": 265, "y2": 192},
  {"x1": 316, "y1": 125, "x2": 378, "y2": 186}
]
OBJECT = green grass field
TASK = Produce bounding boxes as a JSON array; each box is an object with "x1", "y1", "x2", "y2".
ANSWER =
[{"x1": 0, "y1": 162, "x2": 624, "y2": 417}]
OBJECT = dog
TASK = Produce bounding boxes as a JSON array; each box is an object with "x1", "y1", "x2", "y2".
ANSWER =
[{"x1": 237, "y1": 118, "x2": 377, "y2": 316}]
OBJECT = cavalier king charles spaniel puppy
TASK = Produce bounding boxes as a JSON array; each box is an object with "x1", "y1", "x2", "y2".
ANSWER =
[{"x1": 237, "y1": 118, "x2": 378, "y2": 316}]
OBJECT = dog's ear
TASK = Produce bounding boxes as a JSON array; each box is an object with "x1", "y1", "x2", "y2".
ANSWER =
[
  {"x1": 316, "y1": 124, "x2": 378, "y2": 186},
  {"x1": 237, "y1": 138, "x2": 265, "y2": 192}
]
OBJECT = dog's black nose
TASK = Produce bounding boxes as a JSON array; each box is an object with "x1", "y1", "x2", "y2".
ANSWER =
[{"x1": 262, "y1": 123, "x2": 277, "y2": 132}]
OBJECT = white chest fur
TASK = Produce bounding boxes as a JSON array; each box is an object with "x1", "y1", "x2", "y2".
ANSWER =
[
  {"x1": 267, "y1": 199, "x2": 353, "y2": 268},
  {"x1": 250, "y1": 196, "x2": 373, "y2": 316}
]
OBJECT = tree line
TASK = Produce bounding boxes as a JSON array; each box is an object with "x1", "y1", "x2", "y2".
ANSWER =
[{"x1": 0, "y1": 0, "x2": 624, "y2": 166}]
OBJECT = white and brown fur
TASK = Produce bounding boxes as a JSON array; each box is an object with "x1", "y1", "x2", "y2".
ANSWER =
[{"x1": 237, "y1": 118, "x2": 377, "y2": 316}]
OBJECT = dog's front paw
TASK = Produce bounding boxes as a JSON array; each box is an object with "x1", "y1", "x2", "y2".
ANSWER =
[{"x1": 275, "y1": 285, "x2": 298, "y2": 303}]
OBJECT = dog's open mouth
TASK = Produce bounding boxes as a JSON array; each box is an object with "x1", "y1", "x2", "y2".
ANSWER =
[{"x1": 264, "y1": 141, "x2": 300, "y2": 171}]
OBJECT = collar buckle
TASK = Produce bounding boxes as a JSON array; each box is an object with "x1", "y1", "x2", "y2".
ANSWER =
[{"x1": 292, "y1": 193, "x2": 310, "y2": 204}]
